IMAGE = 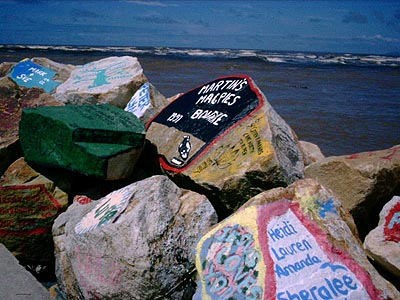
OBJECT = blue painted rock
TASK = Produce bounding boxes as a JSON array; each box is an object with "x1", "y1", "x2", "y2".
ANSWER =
[
  {"x1": 53, "y1": 175, "x2": 217, "y2": 299},
  {"x1": 146, "y1": 75, "x2": 304, "y2": 214},
  {"x1": 193, "y1": 178, "x2": 400, "y2": 300},
  {"x1": 364, "y1": 195, "x2": 400, "y2": 279},
  {"x1": 0, "y1": 158, "x2": 68, "y2": 266},
  {"x1": 19, "y1": 104, "x2": 145, "y2": 180},
  {"x1": 54, "y1": 56, "x2": 147, "y2": 107},
  {"x1": 305, "y1": 145, "x2": 400, "y2": 238}
]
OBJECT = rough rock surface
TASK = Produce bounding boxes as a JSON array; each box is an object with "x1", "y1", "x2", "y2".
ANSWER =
[
  {"x1": 0, "y1": 76, "x2": 62, "y2": 175},
  {"x1": 305, "y1": 145, "x2": 400, "y2": 238},
  {"x1": 53, "y1": 175, "x2": 217, "y2": 300},
  {"x1": 31, "y1": 57, "x2": 76, "y2": 83},
  {"x1": 364, "y1": 195, "x2": 400, "y2": 279},
  {"x1": 19, "y1": 104, "x2": 145, "y2": 180},
  {"x1": 124, "y1": 81, "x2": 169, "y2": 123},
  {"x1": 193, "y1": 178, "x2": 400, "y2": 300},
  {"x1": 54, "y1": 56, "x2": 147, "y2": 107},
  {"x1": 146, "y1": 75, "x2": 304, "y2": 215},
  {"x1": 299, "y1": 140, "x2": 325, "y2": 166},
  {"x1": 0, "y1": 158, "x2": 68, "y2": 266}
]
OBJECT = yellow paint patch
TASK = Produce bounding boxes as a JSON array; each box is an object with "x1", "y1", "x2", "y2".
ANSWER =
[{"x1": 190, "y1": 116, "x2": 274, "y2": 183}]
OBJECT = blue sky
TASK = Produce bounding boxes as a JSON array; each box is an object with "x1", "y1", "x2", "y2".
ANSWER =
[{"x1": 0, "y1": 0, "x2": 399, "y2": 54}]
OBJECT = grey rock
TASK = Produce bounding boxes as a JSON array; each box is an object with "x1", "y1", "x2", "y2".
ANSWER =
[{"x1": 53, "y1": 175, "x2": 217, "y2": 300}]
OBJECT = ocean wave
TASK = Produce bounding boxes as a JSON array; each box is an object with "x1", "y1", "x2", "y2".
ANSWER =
[{"x1": 1, "y1": 45, "x2": 399, "y2": 67}]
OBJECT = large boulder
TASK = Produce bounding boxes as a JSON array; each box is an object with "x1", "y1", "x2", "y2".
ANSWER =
[
  {"x1": 193, "y1": 178, "x2": 400, "y2": 300},
  {"x1": 146, "y1": 75, "x2": 304, "y2": 216},
  {"x1": 305, "y1": 145, "x2": 400, "y2": 238},
  {"x1": 364, "y1": 195, "x2": 400, "y2": 279},
  {"x1": 19, "y1": 104, "x2": 145, "y2": 180},
  {"x1": 54, "y1": 56, "x2": 147, "y2": 107},
  {"x1": 0, "y1": 76, "x2": 62, "y2": 175},
  {"x1": 53, "y1": 175, "x2": 217, "y2": 299},
  {"x1": 0, "y1": 158, "x2": 68, "y2": 266}
]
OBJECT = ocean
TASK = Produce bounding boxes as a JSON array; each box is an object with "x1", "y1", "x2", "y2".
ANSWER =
[{"x1": 1, "y1": 45, "x2": 399, "y2": 157}]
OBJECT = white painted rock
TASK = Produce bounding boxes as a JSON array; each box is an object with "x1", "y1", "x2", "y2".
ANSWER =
[
  {"x1": 54, "y1": 56, "x2": 147, "y2": 107},
  {"x1": 146, "y1": 75, "x2": 304, "y2": 215},
  {"x1": 193, "y1": 178, "x2": 400, "y2": 300},
  {"x1": 124, "y1": 81, "x2": 169, "y2": 123},
  {"x1": 364, "y1": 195, "x2": 400, "y2": 279},
  {"x1": 53, "y1": 175, "x2": 217, "y2": 300}
]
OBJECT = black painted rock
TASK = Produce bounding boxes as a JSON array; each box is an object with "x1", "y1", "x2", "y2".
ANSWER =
[
  {"x1": 19, "y1": 104, "x2": 145, "y2": 180},
  {"x1": 146, "y1": 75, "x2": 304, "y2": 214}
]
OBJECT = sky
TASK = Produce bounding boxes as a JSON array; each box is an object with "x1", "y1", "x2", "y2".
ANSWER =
[{"x1": 0, "y1": 0, "x2": 399, "y2": 55}]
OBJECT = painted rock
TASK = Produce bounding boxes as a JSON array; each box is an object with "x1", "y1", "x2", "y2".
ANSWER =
[
  {"x1": 305, "y1": 145, "x2": 400, "y2": 239},
  {"x1": 364, "y1": 195, "x2": 400, "y2": 279},
  {"x1": 54, "y1": 56, "x2": 147, "y2": 107},
  {"x1": 146, "y1": 75, "x2": 304, "y2": 214},
  {"x1": 0, "y1": 158, "x2": 68, "y2": 266},
  {"x1": 19, "y1": 104, "x2": 145, "y2": 180},
  {"x1": 0, "y1": 76, "x2": 62, "y2": 175},
  {"x1": 193, "y1": 178, "x2": 400, "y2": 300},
  {"x1": 124, "y1": 81, "x2": 169, "y2": 123},
  {"x1": 8, "y1": 58, "x2": 62, "y2": 93},
  {"x1": 53, "y1": 175, "x2": 217, "y2": 300}
]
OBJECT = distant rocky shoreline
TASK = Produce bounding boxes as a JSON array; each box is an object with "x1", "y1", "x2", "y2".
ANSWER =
[{"x1": 0, "y1": 56, "x2": 398, "y2": 299}]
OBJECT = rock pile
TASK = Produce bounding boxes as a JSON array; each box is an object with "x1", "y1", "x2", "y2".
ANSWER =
[{"x1": 0, "y1": 56, "x2": 399, "y2": 299}]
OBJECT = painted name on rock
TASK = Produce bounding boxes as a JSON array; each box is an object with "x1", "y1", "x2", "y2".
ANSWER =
[
  {"x1": 125, "y1": 82, "x2": 151, "y2": 118},
  {"x1": 0, "y1": 184, "x2": 63, "y2": 236},
  {"x1": 58, "y1": 56, "x2": 142, "y2": 94},
  {"x1": 383, "y1": 198, "x2": 400, "y2": 243},
  {"x1": 9, "y1": 59, "x2": 60, "y2": 93},
  {"x1": 75, "y1": 186, "x2": 133, "y2": 234},
  {"x1": 195, "y1": 200, "x2": 382, "y2": 300},
  {"x1": 146, "y1": 75, "x2": 262, "y2": 171}
]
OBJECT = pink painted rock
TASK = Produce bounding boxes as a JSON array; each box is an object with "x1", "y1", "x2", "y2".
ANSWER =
[
  {"x1": 0, "y1": 158, "x2": 68, "y2": 266},
  {"x1": 305, "y1": 145, "x2": 400, "y2": 238},
  {"x1": 193, "y1": 178, "x2": 400, "y2": 300},
  {"x1": 0, "y1": 76, "x2": 62, "y2": 175},
  {"x1": 54, "y1": 56, "x2": 147, "y2": 108},
  {"x1": 146, "y1": 75, "x2": 304, "y2": 215},
  {"x1": 364, "y1": 195, "x2": 400, "y2": 279},
  {"x1": 53, "y1": 175, "x2": 217, "y2": 299}
]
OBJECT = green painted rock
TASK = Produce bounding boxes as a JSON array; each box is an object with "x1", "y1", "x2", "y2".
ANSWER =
[{"x1": 19, "y1": 104, "x2": 145, "y2": 180}]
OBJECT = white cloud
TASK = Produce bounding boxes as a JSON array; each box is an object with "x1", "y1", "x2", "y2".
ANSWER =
[{"x1": 359, "y1": 34, "x2": 400, "y2": 43}]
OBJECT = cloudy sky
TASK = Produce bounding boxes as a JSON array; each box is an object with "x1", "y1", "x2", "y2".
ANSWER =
[{"x1": 1, "y1": 0, "x2": 399, "y2": 54}]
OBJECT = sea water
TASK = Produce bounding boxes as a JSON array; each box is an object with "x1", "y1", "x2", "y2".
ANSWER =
[{"x1": 1, "y1": 45, "x2": 399, "y2": 156}]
